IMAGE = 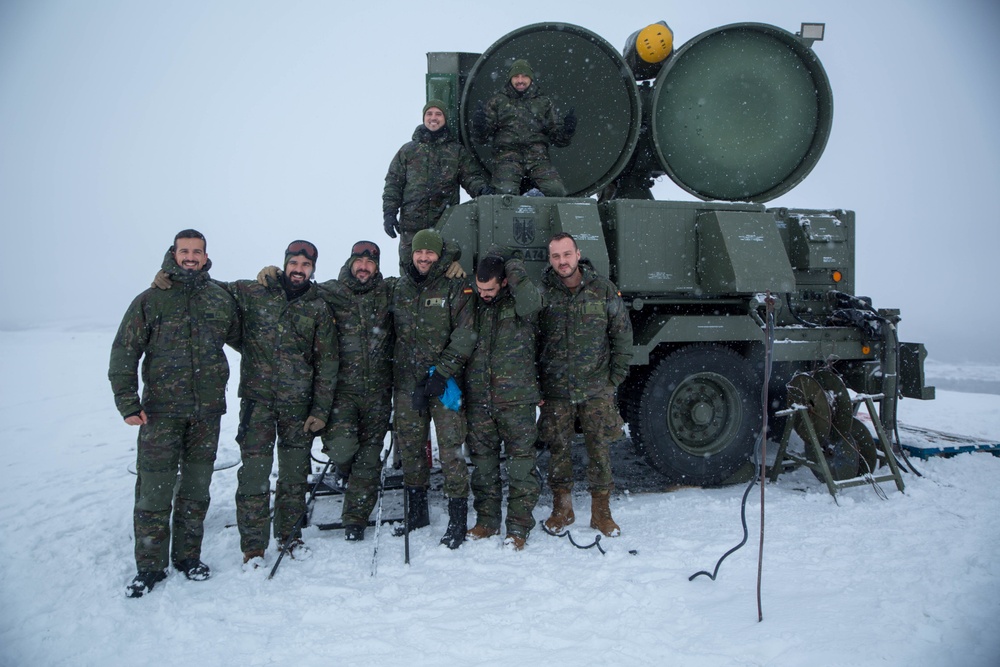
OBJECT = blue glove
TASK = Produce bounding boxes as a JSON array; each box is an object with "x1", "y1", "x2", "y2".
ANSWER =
[{"x1": 427, "y1": 366, "x2": 462, "y2": 412}]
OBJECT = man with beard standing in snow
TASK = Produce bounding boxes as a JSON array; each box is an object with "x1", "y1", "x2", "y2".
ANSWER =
[
  {"x1": 392, "y1": 229, "x2": 476, "y2": 549},
  {"x1": 382, "y1": 99, "x2": 492, "y2": 269},
  {"x1": 464, "y1": 250, "x2": 543, "y2": 550},
  {"x1": 314, "y1": 241, "x2": 396, "y2": 542},
  {"x1": 110, "y1": 229, "x2": 241, "y2": 597},
  {"x1": 472, "y1": 59, "x2": 576, "y2": 196},
  {"x1": 538, "y1": 233, "x2": 632, "y2": 537},
  {"x1": 223, "y1": 240, "x2": 338, "y2": 568}
]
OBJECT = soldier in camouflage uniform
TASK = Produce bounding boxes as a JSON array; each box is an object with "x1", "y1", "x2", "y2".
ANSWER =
[
  {"x1": 383, "y1": 99, "x2": 492, "y2": 268},
  {"x1": 464, "y1": 251, "x2": 543, "y2": 550},
  {"x1": 392, "y1": 229, "x2": 477, "y2": 549},
  {"x1": 110, "y1": 229, "x2": 241, "y2": 598},
  {"x1": 315, "y1": 241, "x2": 396, "y2": 542},
  {"x1": 224, "y1": 241, "x2": 338, "y2": 566},
  {"x1": 538, "y1": 233, "x2": 633, "y2": 537},
  {"x1": 472, "y1": 59, "x2": 576, "y2": 197}
]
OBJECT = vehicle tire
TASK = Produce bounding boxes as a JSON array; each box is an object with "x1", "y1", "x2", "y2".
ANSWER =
[{"x1": 632, "y1": 344, "x2": 762, "y2": 486}]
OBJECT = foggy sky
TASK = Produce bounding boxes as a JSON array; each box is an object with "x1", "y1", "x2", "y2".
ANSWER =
[{"x1": 1, "y1": 0, "x2": 998, "y2": 362}]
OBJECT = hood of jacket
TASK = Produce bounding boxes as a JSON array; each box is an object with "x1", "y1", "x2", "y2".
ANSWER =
[
  {"x1": 338, "y1": 255, "x2": 384, "y2": 295},
  {"x1": 412, "y1": 123, "x2": 455, "y2": 145},
  {"x1": 161, "y1": 248, "x2": 212, "y2": 286}
]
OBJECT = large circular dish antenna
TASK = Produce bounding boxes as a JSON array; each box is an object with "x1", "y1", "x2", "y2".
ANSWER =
[
  {"x1": 651, "y1": 23, "x2": 833, "y2": 202},
  {"x1": 461, "y1": 22, "x2": 641, "y2": 197}
]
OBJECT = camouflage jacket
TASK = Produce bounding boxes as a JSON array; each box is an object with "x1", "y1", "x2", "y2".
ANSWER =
[
  {"x1": 316, "y1": 258, "x2": 396, "y2": 397},
  {"x1": 109, "y1": 251, "x2": 241, "y2": 420},
  {"x1": 538, "y1": 259, "x2": 633, "y2": 402},
  {"x1": 478, "y1": 82, "x2": 572, "y2": 152},
  {"x1": 382, "y1": 124, "x2": 490, "y2": 236},
  {"x1": 391, "y1": 242, "x2": 476, "y2": 391},
  {"x1": 225, "y1": 278, "x2": 338, "y2": 419},
  {"x1": 464, "y1": 258, "x2": 542, "y2": 407}
]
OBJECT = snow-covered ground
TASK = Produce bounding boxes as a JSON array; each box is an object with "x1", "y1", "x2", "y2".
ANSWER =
[{"x1": 1, "y1": 329, "x2": 998, "y2": 666}]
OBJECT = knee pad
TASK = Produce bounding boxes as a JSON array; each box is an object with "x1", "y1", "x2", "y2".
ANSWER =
[
  {"x1": 136, "y1": 470, "x2": 177, "y2": 512},
  {"x1": 277, "y1": 446, "x2": 310, "y2": 480},
  {"x1": 237, "y1": 456, "x2": 272, "y2": 496},
  {"x1": 322, "y1": 436, "x2": 360, "y2": 467},
  {"x1": 177, "y1": 461, "x2": 214, "y2": 503}
]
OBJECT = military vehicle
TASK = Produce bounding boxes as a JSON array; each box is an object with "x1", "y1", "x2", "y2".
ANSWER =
[{"x1": 426, "y1": 21, "x2": 934, "y2": 487}]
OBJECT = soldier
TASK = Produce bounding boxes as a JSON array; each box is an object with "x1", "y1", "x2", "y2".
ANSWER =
[
  {"x1": 382, "y1": 99, "x2": 492, "y2": 268},
  {"x1": 538, "y1": 232, "x2": 633, "y2": 537},
  {"x1": 464, "y1": 251, "x2": 543, "y2": 550},
  {"x1": 314, "y1": 241, "x2": 396, "y2": 542},
  {"x1": 225, "y1": 240, "x2": 338, "y2": 567},
  {"x1": 472, "y1": 59, "x2": 576, "y2": 197},
  {"x1": 110, "y1": 229, "x2": 241, "y2": 598},
  {"x1": 391, "y1": 228, "x2": 476, "y2": 549}
]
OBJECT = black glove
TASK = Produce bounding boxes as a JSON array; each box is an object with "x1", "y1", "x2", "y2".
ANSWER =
[
  {"x1": 412, "y1": 377, "x2": 430, "y2": 413},
  {"x1": 424, "y1": 372, "x2": 449, "y2": 398},
  {"x1": 383, "y1": 212, "x2": 399, "y2": 239},
  {"x1": 563, "y1": 108, "x2": 577, "y2": 136},
  {"x1": 477, "y1": 185, "x2": 495, "y2": 196},
  {"x1": 472, "y1": 102, "x2": 489, "y2": 139}
]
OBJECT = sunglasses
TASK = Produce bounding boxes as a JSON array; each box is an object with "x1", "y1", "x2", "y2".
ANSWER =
[
  {"x1": 351, "y1": 241, "x2": 380, "y2": 261},
  {"x1": 285, "y1": 240, "x2": 318, "y2": 262}
]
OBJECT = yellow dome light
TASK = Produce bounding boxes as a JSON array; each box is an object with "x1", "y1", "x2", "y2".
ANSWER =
[{"x1": 636, "y1": 22, "x2": 674, "y2": 64}]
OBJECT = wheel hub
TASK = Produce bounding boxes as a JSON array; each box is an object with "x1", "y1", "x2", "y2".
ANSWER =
[{"x1": 667, "y1": 373, "x2": 742, "y2": 456}]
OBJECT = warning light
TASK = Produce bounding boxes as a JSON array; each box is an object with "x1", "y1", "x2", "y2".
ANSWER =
[
  {"x1": 832, "y1": 270, "x2": 843, "y2": 283},
  {"x1": 862, "y1": 345, "x2": 871, "y2": 355}
]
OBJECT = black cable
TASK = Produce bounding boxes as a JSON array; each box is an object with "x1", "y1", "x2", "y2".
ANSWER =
[
  {"x1": 540, "y1": 524, "x2": 606, "y2": 555},
  {"x1": 689, "y1": 476, "x2": 755, "y2": 581}
]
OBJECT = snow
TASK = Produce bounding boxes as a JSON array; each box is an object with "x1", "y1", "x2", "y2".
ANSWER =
[{"x1": 1, "y1": 328, "x2": 999, "y2": 666}]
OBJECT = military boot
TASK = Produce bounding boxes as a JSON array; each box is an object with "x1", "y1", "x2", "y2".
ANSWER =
[
  {"x1": 467, "y1": 523, "x2": 500, "y2": 540},
  {"x1": 394, "y1": 486, "x2": 430, "y2": 536},
  {"x1": 408, "y1": 486, "x2": 430, "y2": 529},
  {"x1": 544, "y1": 488, "x2": 575, "y2": 532},
  {"x1": 440, "y1": 496, "x2": 468, "y2": 549},
  {"x1": 589, "y1": 490, "x2": 620, "y2": 537}
]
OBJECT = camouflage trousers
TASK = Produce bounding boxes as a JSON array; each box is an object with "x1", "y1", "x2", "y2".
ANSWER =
[
  {"x1": 394, "y1": 387, "x2": 469, "y2": 498},
  {"x1": 235, "y1": 400, "x2": 314, "y2": 553},
  {"x1": 539, "y1": 392, "x2": 624, "y2": 493},
  {"x1": 133, "y1": 415, "x2": 220, "y2": 571},
  {"x1": 466, "y1": 402, "x2": 540, "y2": 538},
  {"x1": 321, "y1": 389, "x2": 392, "y2": 527},
  {"x1": 491, "y1": 146, "x2": 567, "y2": 197}
]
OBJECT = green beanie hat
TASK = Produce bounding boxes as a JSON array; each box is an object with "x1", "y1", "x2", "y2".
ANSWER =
[
  {"x1": 412, "y1": 229, "x2": 443, "y2": 256},
  {"x1": 508, "y1": 59, "x2": 534, "y2": 79},
  {"x1": 423, "y1": 99, "x2": 448, "y2": 121}
]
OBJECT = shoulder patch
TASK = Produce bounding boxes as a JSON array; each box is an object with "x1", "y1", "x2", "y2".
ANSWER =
[{"x1": 463, "y1": 287, "x2": 474, "y2": 295}]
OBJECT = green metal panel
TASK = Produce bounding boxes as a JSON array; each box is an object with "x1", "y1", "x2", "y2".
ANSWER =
[
  {"x1": 604, "y1": 199, "x2": 772, "y2": 294},
  {"x1": 425, "y1": 73, "x2": 459, "y2": 127},
  {"x1": 651, "y1": 23, "x2": 833, "y2": 202},
  {"x1": 553, "y1": 201, "x2": 609, "y2": 278},
  {"x1": 460, "y1": 23, "x2": 641, "y2": 197},
  {"x1": 630, "y1": 314, "x2": 765, "y2": 364},
  {"x1": 696, "y1": 210, "x2": 796, "y2": 293},
  {"x1": 786, "y1": 213, "x2": 850, "y2": 270}
]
